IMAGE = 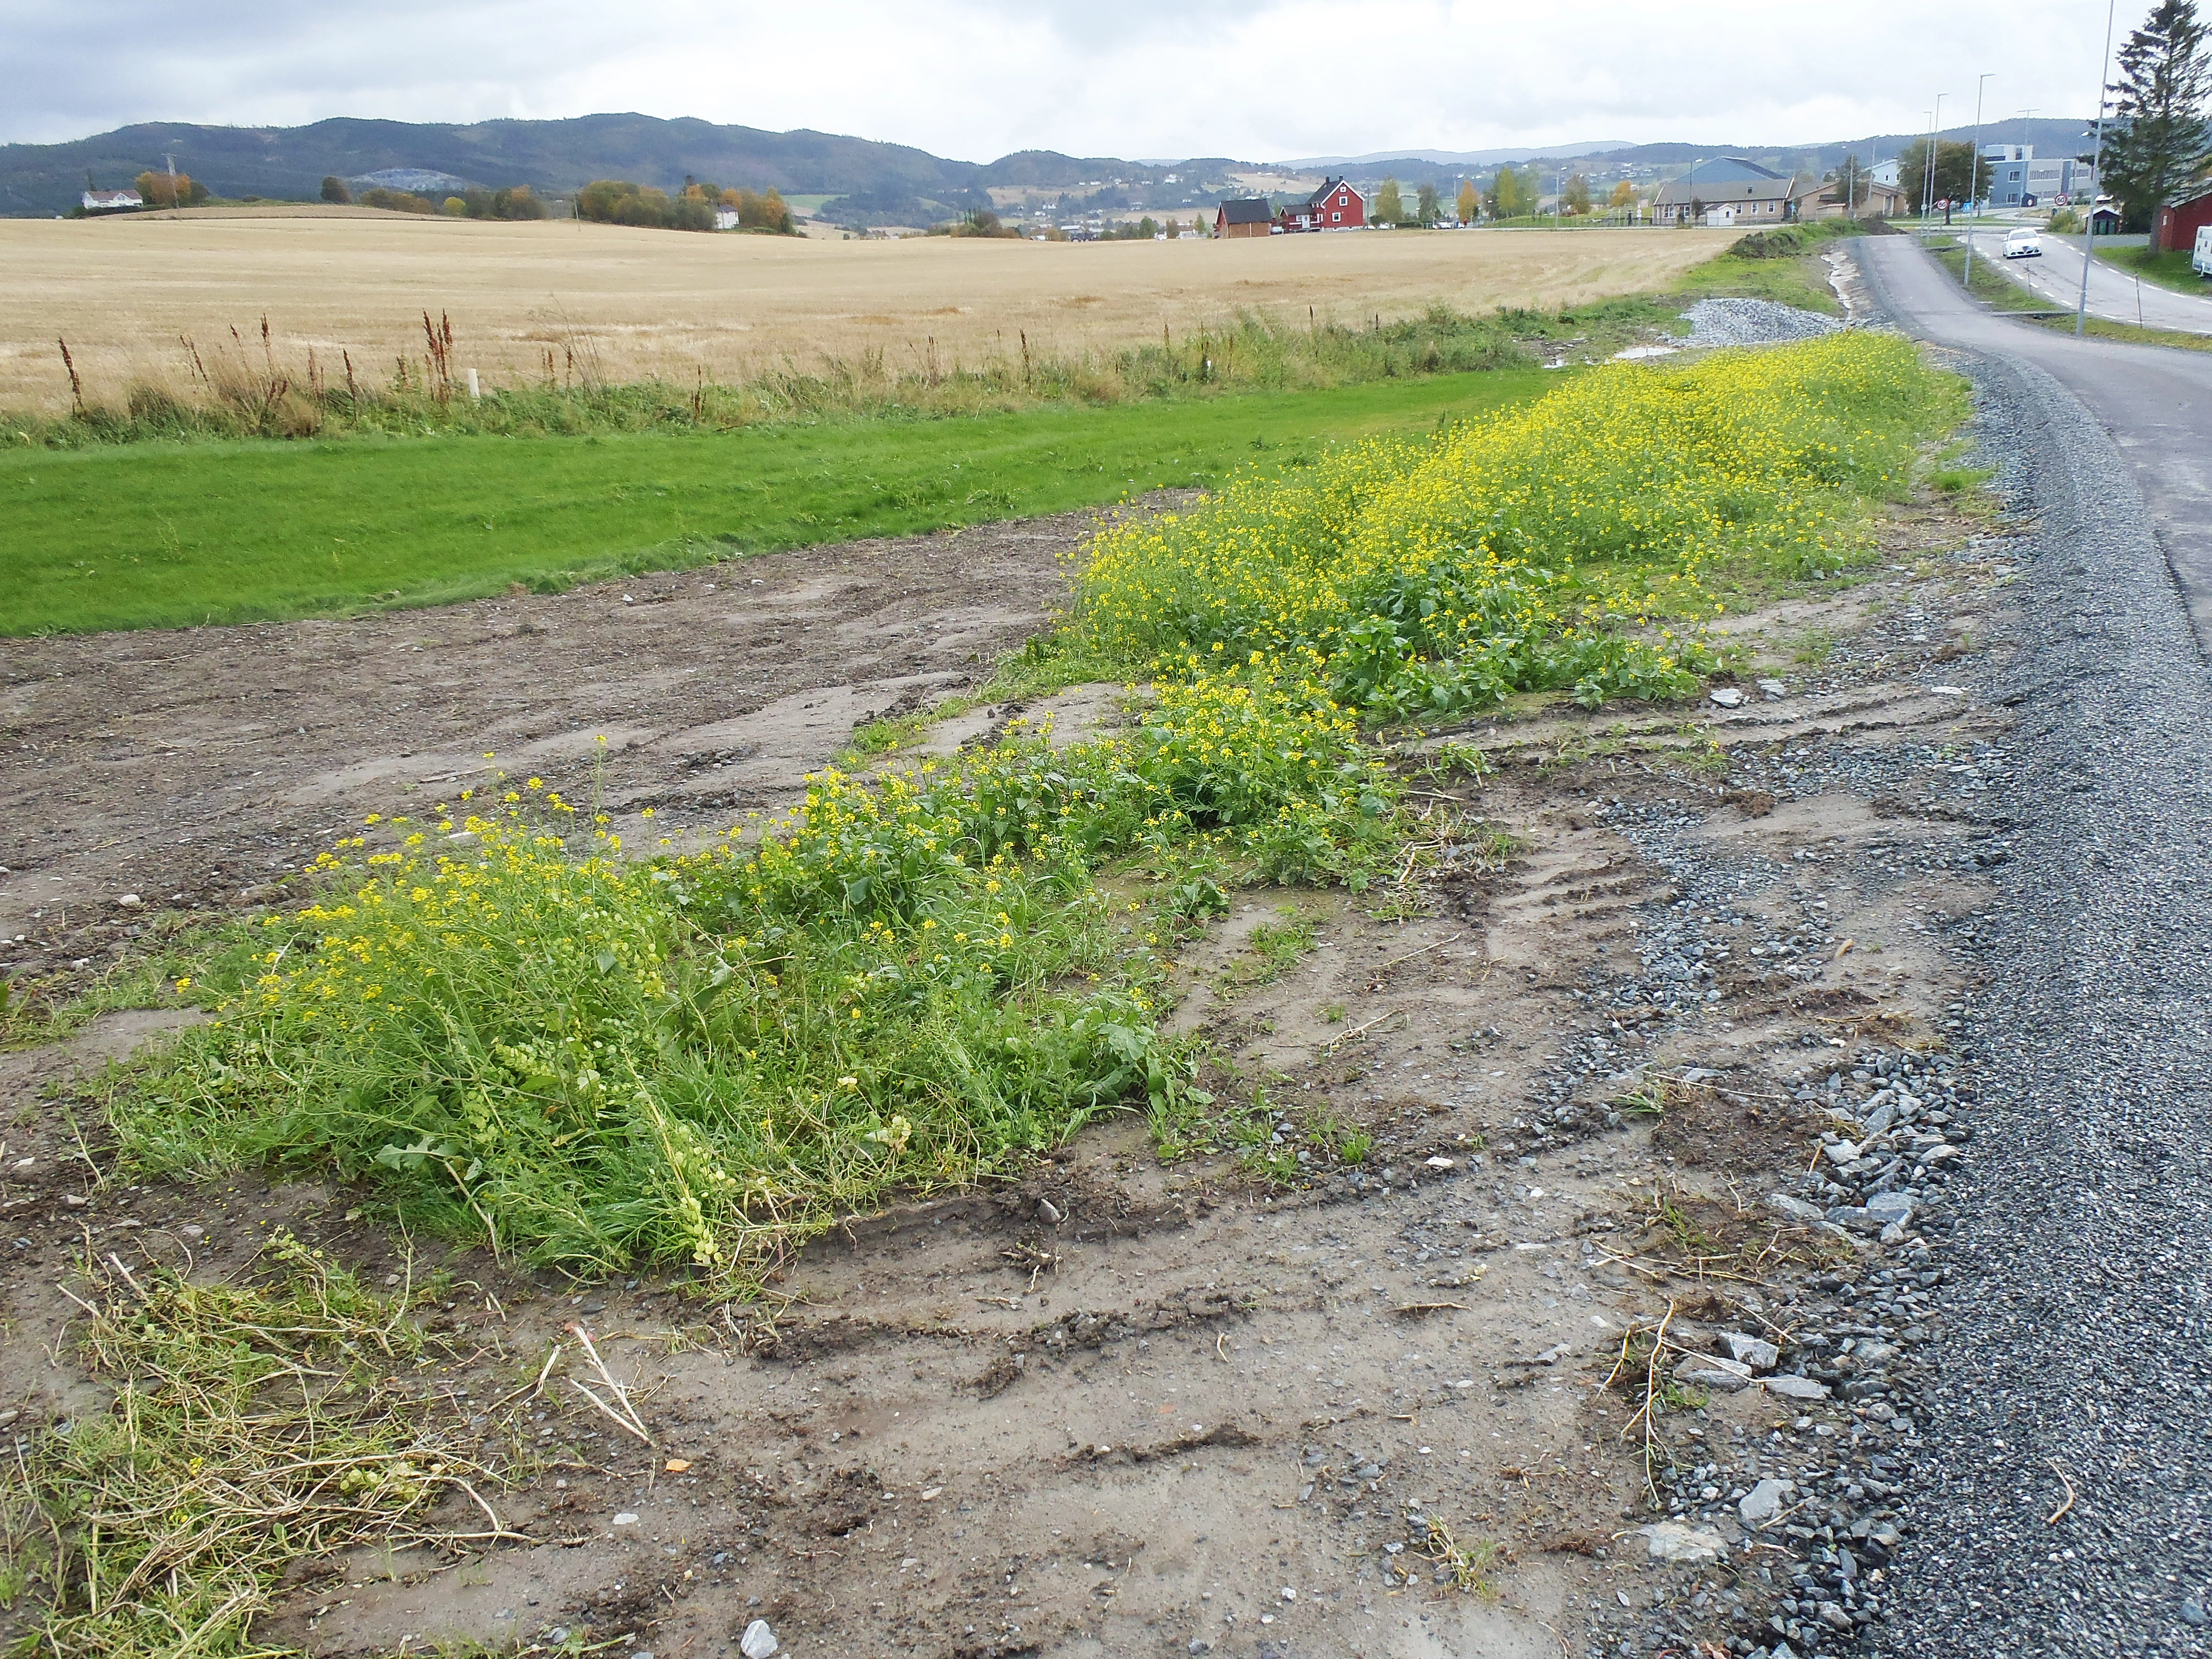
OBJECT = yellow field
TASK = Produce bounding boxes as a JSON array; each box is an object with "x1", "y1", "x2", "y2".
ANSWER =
[{"x1": 0, "y1": 207, "x2": 1737, "y2": 412}]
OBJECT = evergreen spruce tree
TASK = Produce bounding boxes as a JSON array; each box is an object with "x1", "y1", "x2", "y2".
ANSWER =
[{"x1": 2100, "y1": 0, "x2": 2212, "y2": 231}]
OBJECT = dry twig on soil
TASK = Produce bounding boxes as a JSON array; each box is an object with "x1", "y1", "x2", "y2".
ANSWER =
[{"x1": 565, "y1": 1321, "x2": 654, "y2": 1446}]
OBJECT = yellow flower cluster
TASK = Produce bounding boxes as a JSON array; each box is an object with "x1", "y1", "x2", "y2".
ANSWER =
[{"x1": 1073, "y1": 333, "x2": 1944, "y2": 701}]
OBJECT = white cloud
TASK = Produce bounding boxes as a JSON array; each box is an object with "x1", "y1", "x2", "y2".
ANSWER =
[{"x1": 0, "y1": 0, "x2": 2119, "y2": 155}]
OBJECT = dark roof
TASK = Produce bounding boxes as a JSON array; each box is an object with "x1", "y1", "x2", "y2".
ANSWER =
[
  {"x1": 1654, "y1": 172, "x2": 1798, "y2": 205},
  {"x1": 1218, "y1": 198, "x2": 1273, "y2": 225},
  {"x1": 1303, "y1": 175, "x2": 1360, "y2": 210}
]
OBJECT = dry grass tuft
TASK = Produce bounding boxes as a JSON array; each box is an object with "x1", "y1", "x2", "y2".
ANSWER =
[{"x1": 0, "y1": 1235, "x2": 521, "y2": 1659}]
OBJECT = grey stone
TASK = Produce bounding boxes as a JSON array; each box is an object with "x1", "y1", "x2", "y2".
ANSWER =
[
  {"x1": 1818, "y1": 1600, "x2": 1855, "y2": 1631},
  {"x1": 1757, "y1": 678, "x2": 1788, "y2": 701},
  {"x1": 1681, "y1": 1365, "x2": 1751, "y2": 1393},
  {"x1": 1763, "y1": 1374, "x2": 1831, "y2": 1401},
  {"x1": 739, "y1": 1620, "x2": 779, "y2": 1659},
  {"x1": 1861, "y1": 1102, "x2": 1896, "y2": 1137},
  {"x1": 1821, "y1": 1140, "x2": 1862, "y2": 1166},
  {"x1": 1721, "y1": 1331, "x2": 1780, "y2": 1371},
  {"x1": 1710, "y1": 687, "x2": 1746, "y2": 708},
  {"x1": 2180, "y1": 1598, "x2": 2206, "y2": 1628},
  {"x1": 1853, "y1": 1340, "x2": 1900, "y2": 1366},
  {"x1": 1739, "y1": 1478, "x2": 1796, "y2": 1527},
  {"x1": 1639, "y1": 1521, "x2": 1728, "y2": 1565},
  {"x1": 1863, "y1": 1190, "x2": 1916, "y2": 1224},
  {"x1": 1768, "y1": 1193, "x2": 1827, "y2": 1224}
]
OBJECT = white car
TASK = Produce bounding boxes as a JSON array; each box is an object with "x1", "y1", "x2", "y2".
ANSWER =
[
  {"x1": 2004, "y1": 227, "x2": 2043, "y2": 259},
  {"x1": 2194, "y1": 225, "x2": 2212, "y2": 278}
]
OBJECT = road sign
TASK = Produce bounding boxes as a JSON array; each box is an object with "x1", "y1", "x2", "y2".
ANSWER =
[{"x1": 1937, "y1": 198, "x2": 1952, "y2": 211}]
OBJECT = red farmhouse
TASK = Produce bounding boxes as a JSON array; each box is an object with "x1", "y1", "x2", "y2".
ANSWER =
[{"x1": 1281, "y1": 177, "x2": 1365, "y2": 231}]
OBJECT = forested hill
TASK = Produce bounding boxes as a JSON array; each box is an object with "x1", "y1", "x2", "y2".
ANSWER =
[{"x1": 0, "y1": 113, "x2": 1244, "y2": 223}]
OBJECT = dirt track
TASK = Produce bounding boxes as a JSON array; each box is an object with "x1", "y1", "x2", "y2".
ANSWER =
[
  {"x1": 1, "y1": 487, "x2": 2018, "y2": 1659},
  {"x1": 0, "y1": 509, "x2": 1092, "y2": 973}
]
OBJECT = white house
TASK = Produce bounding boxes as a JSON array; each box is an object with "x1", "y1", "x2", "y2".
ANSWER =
[
  {"x1": 714, "y1": 206, "x2": 741, "y2": 231},
  {"x1": 81, "y1": 188, "x2": 143, "y2": 213}
]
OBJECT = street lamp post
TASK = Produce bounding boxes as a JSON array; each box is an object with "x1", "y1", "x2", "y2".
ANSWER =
[
  {"x1": 2077, "y1": 0, "x2": 2118, "y2": 337},
  {"x1": 1922, "y1": 94, "x2": 1946, "y2": 223},
  {"x1": 1964, "y1": 72, "x2": 1992, "y2": 289}
]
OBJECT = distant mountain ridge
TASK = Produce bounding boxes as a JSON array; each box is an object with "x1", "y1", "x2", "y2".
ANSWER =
[
  {"x1": 0, "y1": 112, "x2": 2099, "y2": 222},
  {"x1": 1281, "y1": 143, "x2": 1634, "y2": 169},
  {"x1": 0, "y1": 115, "x2": 1235, "y2": 223}
]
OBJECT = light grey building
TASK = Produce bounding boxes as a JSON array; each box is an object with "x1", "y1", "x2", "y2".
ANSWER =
[{"x1": 1980, "y1": 145, "x2": 2098, "y2": 208}]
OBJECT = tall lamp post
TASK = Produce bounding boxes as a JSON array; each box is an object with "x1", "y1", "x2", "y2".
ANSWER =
[
  {"x1": 2077, "y1": 0, "x2": 2118, "y2": 336},
  {"x1": 1964, "y1": 73, "x2": 1993, "y2": 289},
  {"x1": 1922, "y1": 95, "x2": 1946, "y2": 223}
]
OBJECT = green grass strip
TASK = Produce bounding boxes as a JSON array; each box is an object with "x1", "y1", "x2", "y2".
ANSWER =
[{"x1": 1, "y1": 372, "x2": 1552, "y2": 636}]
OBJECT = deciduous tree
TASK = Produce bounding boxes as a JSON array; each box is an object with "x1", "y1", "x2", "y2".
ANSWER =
[
  {"x1": 320, "y1": 175, "x2": 351, "y2": 204},
  {"x1": 1456, "y1": 180, "x2": 1478, "y2": 223},
  {"x1": 1892, "y1": 139, "x2": 1991, "y2": 213},
  {"x1": 133, "y1": 169, "x2": 203, "y2": 208},
  {"x1": 1374, "y1": 178, "x2": 1405, "y2": 223}
]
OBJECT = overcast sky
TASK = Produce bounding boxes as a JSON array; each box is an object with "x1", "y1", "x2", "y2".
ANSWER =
[{"x1": 1, "y1": 0, "x2": 2119, "y2": 156}]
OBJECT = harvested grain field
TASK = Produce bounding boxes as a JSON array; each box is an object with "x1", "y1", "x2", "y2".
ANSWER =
[{"x1": 0, "y1": 209, "x2": 1736, "y2": 412}]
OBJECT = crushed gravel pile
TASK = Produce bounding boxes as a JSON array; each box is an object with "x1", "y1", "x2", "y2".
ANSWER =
[{"x1": 1677, "y1": 298, "x2": 1844, "y2": 348}]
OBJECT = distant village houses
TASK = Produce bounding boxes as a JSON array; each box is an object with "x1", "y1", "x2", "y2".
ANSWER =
[
  {"x1": 1651, "y1": 159, "x2": 1815, "y2": 226},
  {"x1": 80, "y1": 187, "x2": 143, "y2": 213},
  {"x1": 1818, "y1": 176, "x2": 1912, "y2": 218},
  {"x1": 1213, "y1": 198, "x2": 1273, "y2": 239}
]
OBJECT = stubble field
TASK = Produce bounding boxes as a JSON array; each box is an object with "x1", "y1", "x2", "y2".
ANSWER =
[{"x1": 0, "y1": 210, "x2": 1737, "y2": 412}]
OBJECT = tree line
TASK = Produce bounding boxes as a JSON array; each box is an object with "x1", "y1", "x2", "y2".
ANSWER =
[
  {"x1": 321, "y1": 177, "x2": 550, "y2": 219},
  {"x1": 575, "y1": 178, "x2": 797, "y2": 233}
]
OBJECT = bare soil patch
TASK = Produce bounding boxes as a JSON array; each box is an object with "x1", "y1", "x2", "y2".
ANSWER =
[
  {"x1": 0, "y1": 489, "x2": 2019, "y2": 1658},
  {"x1": 0, "y1": 217, "x2": 1737, "y2": 413}
]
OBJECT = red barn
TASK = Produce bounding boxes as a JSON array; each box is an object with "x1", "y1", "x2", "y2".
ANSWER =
[
  {"x1": 2153, "y1": 188, "x2": 2212, "y2": 255},
  {"x1": 1280, "y1": 177, "x2": 1365, "y2": 231}
]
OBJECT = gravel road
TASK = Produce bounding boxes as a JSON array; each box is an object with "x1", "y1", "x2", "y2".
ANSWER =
[{"x1": 1855, "y1": 241, "x2": 2212, "y2": 1655}]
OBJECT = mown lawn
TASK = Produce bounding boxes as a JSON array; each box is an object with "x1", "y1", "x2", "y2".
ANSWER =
[
  {"x1": 2097, "y1": 242, "x2": 2212, "y2": 297},
  {"x1": 0, "y1": 371, "x2": 1552, "y2": 635}
]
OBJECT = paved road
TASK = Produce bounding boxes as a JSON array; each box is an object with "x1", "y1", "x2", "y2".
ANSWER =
[
  {"x1": 1856, "y1": 237, "x2": 2212, "y2": 1657},
  {"x1": 1954, "y1": 226, "x2": 2212, "y2": 336},
  {"x1": 1861, "y1": 235, "x2": 2212, "y2": 648}
]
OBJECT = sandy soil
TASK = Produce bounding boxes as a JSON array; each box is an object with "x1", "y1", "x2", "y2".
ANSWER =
[
  {"x1": 0, "y1": 489, "x2": 2018, "y2": 1658},
  {"x1": 0, "y1": 215, "x2": 1737, "y2": 413}
]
